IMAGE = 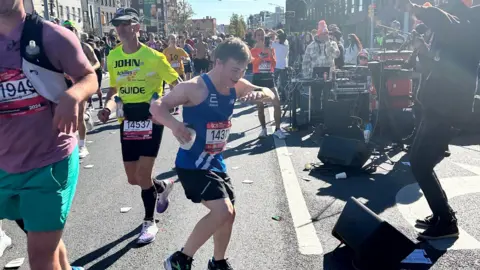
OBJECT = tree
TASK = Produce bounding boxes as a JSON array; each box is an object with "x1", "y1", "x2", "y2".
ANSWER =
[
  {"x1": 171, "y1": 0, "x2": 195, "y2": 33},
  {"x1": 229, "y1": 13, "x2": 247, "y2": 38}
]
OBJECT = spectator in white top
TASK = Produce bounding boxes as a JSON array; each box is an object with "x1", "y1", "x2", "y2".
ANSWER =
[
  {"x1": 344, "y1": 33, "x2": 364, "y2": 65},
  {"x1": 271, "y1": 29, "x2": 289, "y2": 99}
]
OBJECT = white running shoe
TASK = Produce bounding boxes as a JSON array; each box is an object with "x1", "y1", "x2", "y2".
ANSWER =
[
  {"x1": 273, "y1": 129, "x2": 287, "y2": 140},
  {"x1": 79, "y1": 146, "x2": 90, "y2": 159},
  {"x1": 258, "y1": 128, "x2": 268, "y2": 138},
  {"x1": 0, "y1": 231, "x2": 12, "y2": 258},
  {"x1": 156, "y1": 179, "x2": 175, "y2": 213},
  {"x1": 137, "y1": 221, "x2": 158, "y2": 245}
]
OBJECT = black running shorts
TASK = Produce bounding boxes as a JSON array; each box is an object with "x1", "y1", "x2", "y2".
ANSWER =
[
  {"x1": 120, "y1": 122, "x2": 164, "y2": 162},
  {"x1": 184, "y1": 62, "x2": 192, "y2": 73},
  {"x1": 194, "y1": 58, "x2": 209, "y2": 73},
  {"x1": 120, "y1": 103, "x2": 164, "y2": 162},
  {"x1": 252, "y1": 73, "x2": 275, "y2": 89},
  {"x1": 176, "y1": 168, "x2": 235, "y2": 204}
]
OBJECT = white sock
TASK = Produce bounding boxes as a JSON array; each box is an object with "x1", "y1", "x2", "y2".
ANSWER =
[{"x1": 79, "y1": 140, "x2": 85, "y2": 147}]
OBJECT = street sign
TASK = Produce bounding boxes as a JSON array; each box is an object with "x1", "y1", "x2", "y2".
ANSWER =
[{"x1": 285, "y1": 11, "x2": 295, "y2": 18}]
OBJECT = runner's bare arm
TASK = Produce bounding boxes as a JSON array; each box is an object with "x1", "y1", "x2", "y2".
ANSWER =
[
  {"x1": 182, "y1": 49, "x2": 191, "y2": 61},
  {"x1": 235, "y1": 78, "x2": 276, "y2": 102},
  {"x1": 150, "y1": 82, "x2": 192, "y2": 129},
  {"x1": 49, "y1": 30, "x2": 97, "y2": 102},
  {"x1": 46, "y1": 25, "x2": 98, "y2": 132},
  {"x1": 104, "y1": 87, "x2": 118, "y2": 112},
  {"x1": 168, "y1": 77, "x2": 183, "y2": 89},
  {"x1": 82, "y1": 43, "x2": 101, "y2": 70}
]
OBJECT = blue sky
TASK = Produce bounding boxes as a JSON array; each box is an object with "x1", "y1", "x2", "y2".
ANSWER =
[{"x1": 186, "y1": 0, "x2": 285, "y2": 25}]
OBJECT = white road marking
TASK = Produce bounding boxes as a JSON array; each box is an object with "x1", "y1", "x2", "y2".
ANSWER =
[
  {"x1": 267, "y1": 107, "x2": 323, "y2": 255},
  {"x1": 396, "y1": 162, "x2": 480, "y2": 251}
]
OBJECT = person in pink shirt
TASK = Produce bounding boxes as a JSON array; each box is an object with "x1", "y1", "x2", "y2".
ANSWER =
[
  {"x1": 0, "y1": 0, "x2": 98, "y2": 269},
  {"x1": 146, "y1": 32, "x2": 159, "y2": 50}
]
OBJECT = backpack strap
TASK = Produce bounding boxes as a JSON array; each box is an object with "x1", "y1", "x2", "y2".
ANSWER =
[{"x1": 20, "y1": 12, "x2": 62, "y2": 73}]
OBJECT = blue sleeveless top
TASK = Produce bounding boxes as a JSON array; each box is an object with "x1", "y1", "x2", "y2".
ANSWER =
[
  {"x1": 184, "y1": 45, "x2": 193, "y2": 59},
  {"x1": 175, "y1": 74, "x2": 237, "y2": 172}
]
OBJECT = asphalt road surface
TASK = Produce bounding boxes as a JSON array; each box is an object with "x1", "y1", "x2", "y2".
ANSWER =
[{"x1": 1, "y1": 77, "x2": 480, "y2": 269}]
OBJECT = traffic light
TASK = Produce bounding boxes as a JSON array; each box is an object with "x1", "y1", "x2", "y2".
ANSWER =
[{"x1": 368, "y1": 4, "x2": 377, "y2": 18}]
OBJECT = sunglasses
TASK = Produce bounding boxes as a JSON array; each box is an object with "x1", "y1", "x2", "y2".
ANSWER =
[
  {"x1": 65, "y1": 26, "x2": 75, "y2": 31},
  {"x1": 112, "y1": 20, "x2": 137, "y2": 27}
]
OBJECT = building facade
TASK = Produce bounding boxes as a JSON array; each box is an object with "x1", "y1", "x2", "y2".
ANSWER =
[
  {"x1": 31, "y1": 0, "x2": 128, "y2": 37},
  {"x1": 265, "y1": 7, "x2": 285, "y2": 29},
  {"x1": 32, "y1": 0, "x2": 84, "y2": 30},
  {"x1": 131, "y1": 0, "x2": 167, "y2": 36},
  {"x1": 188, "y1": 17, "x2": 217, "y2": 37},
  {"x1": 55, "y1": 0, "x2": 84, "y2": 29}
]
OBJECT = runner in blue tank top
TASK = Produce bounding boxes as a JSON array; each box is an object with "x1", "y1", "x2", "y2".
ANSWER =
[
  {"x1": 179, "y1": 35, "x2": 194, "y2": 80},
  {"x1": 175, "y1": 73, "x2": 235, "y2": 172},
  {"x1": 150, "y1": 38, "x2": 279, "y2": 270}
]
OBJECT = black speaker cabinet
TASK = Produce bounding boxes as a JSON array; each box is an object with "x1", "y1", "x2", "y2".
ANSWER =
[
  {"x1": 332, "y1": 197, "x2": 416, "y2": 270},
  {"x1": 317, "y1": 135, "x2": 371, "y2": 169}
]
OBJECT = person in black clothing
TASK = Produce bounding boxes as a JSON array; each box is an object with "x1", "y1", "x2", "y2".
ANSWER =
[
  {"x1": 397, "y1": 0, "x2": 480, "y2": 239},
  {"x1": 86, "y1": 38, "x2": 104, "y2": 108},
  {"x1": 330, "y1": 30, "x2": 344, "y2": 69},
  {"x1": 383, "y1": 20, "x2": 406, "y2": 50}
]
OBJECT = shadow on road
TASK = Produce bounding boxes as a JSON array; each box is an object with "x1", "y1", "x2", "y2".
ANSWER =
[
  {"x1": 309, "y1": 146, "x2": 417, "y2": 220},
  {"x1": 223, "y1": 137, "x2": 274, "y2": 159},
  {"x1": 71, "y1": 225, "x2": 141, "y2": 268},
  {"x1": 88, "y1": 123, "x2": 120, "y2": 135},
  {"x1": 155, "y1": 169, "x2": 177, "y2": 181},
  {"x1": 323, "y1": 242, "x2": 445, "y2": 270},
  {"x1": 232, "y1": 105, "x2": 257, "y2": 118}
]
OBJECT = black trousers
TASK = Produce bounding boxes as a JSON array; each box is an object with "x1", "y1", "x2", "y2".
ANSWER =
[{"x1": 409, "y1": 110, "x2": 454, "y2": 219}]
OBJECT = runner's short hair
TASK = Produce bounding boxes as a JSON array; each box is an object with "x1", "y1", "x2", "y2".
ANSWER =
[
  {"x1": 254, "y1": 28, "x2": 265, "y2": 38},
  {"x1": 214, "y1": 37, "x2": 251, "y2": 64}
]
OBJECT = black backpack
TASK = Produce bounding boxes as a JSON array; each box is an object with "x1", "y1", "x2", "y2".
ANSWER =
[{"x1": 20, "y1": 12, "x2": 62, "y2": 74}]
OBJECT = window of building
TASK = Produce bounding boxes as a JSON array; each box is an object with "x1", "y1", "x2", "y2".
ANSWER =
[
  {"x1": 72, "y1": 7, "x2": 76, "y2": 20},
  {"x1": 78, "y1": 8, "x2": 81, "y2": 20},
  {"x1": 101, "y1": 12, "x2": 106, "y2": 25},
  {"x1": 66, "y1": 6, "x2": 70, "y2": 20},
  {"x1": 101, "y1": 0, "x2": 104, "y2": 5},
  {"x1": 359, "y1": 0, "x2": 363, "y2": 11},
  {"x1": 351, "y1": 0, "x2": 355, "y2": 13},
  {"x1": 59, "y1": 5, "x2": 64, "y2": 20}
]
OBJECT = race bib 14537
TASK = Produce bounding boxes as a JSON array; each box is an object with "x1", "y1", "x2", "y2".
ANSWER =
[{"x1": 123, "y1": 119, "x2": 153, "y2": 140}]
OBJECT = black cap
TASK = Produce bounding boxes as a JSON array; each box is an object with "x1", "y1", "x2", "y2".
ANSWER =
[
  {"x1": 110, "y1": 8, "x2": 140, "y2": 24},
  {"x1": 414, "y1": 23, "x2": 429, "y2": 35}
]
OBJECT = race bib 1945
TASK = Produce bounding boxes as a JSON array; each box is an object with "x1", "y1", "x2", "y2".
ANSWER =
[
  {"x1": 171, "y1": 61, "x2": 180, "y2": 68},
  {"x1": 205, "y1": 120, "x2": 231, "y2": 154},
  {"x1": 123, "y1": 119, "x2": 153, "y2": 140}
]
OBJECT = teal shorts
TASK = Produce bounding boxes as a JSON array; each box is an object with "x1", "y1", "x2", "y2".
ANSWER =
[{"x1": 0, "y1": 146, "x2": 79, "y2": 232}]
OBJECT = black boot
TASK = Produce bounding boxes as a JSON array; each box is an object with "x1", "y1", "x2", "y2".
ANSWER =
[{"x1": 418, "y1": 215, "x2": 459, "y2": 240}]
